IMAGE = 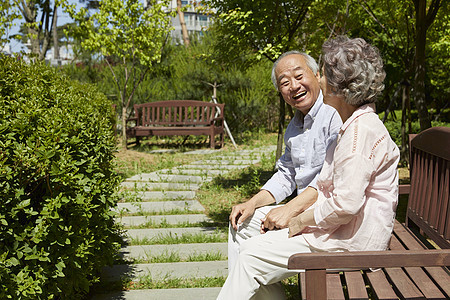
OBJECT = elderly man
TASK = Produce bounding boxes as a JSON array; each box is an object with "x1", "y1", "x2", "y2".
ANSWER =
[{"x1": 221, "y1": 51, "x2": 342, "y2": 299}]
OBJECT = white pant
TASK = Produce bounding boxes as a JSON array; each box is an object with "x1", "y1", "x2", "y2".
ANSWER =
[{"x1": 219, "y1": 206, "x2": 312, "y2": 300}]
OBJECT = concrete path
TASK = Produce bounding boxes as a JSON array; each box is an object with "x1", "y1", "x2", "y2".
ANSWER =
[{"x1": 90, "y1": 146, "x2": 276, "y2": 299}]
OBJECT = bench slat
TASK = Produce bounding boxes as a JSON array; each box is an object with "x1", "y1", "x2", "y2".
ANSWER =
[
  {"x1": 326, "y1": 274, "x2": 345, "y2": 300},
  {"x1": 425, "y1": 267, "x2": 450, "y2": 298},
  {"x1": 366, "y1": 270, "x2": 397, "y2": 300},
  {"x1": 344, "y1": 271, "x2": 368, "y2": 299},
  {"x1": 441, "y1": 161, "x2": 450, "y2": 240},
  {"x1": 393, "y1": 221, "x2": 425, "y2": 250},
  {"x1": 428, "y1": 156, "x2": 440, "y2": 228},
  {"x1": 305, "y1": 270, "x2": 326, "y2": 299},
  {"x1": 384, "y1": 267, "x2": 424, "y2": 299},
  {"x1": 404, "y1": 266, "x2": 445, "y2": 299}
]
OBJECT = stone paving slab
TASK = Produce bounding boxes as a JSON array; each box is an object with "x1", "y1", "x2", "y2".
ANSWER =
[
  {"x1": 118, "y1": 190, "x2": 196, "y2": 201},
  {"x1": 127, "y1": 173, "x2": 208, "y2": 183},
  {"x1": 125, "y1": 227, "x2": 223, "y2": 240},
  {"x1": 90, "y1": 287, "x2": 222, "y2": 300},
  {"x1": 157, "y1": 168, "x2": 229, "y2": 176},
  {"x1": 189, "y1": 159, "x2": 261, "y2": 165},
  {"x1": 183, "y1": 149, "x2": 223, "y2": 155},
  {"x1": 178, "y1": 164, "x2": 248, "y2": 170},
  {"x1": 117, "y1": 214, "x2": 211, "y2": 227},
  {"x1": 115, "y1": 200, "x2": 205, "y2": 214},
  {"x1": 120, "y1": 243, "x2": 228, "y2": 261},
  {"x1": 101, "y1": 261, "x2": 228, "y2": 282},
  {"x1": 120, "y1": 181, "x2": 200, "y2": 191}
]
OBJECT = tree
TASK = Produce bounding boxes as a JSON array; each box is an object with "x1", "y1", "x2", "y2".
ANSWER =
[
  {"x1": 207, "y1": 0, "x2": 314, "y2": 160},
  {"x1": 16, "y1": 0, "x2": 60, "y2": 60},
  {"x1": 65, "y1": 0, "x2": 174, "y2": 149},
  {"x1": 412, "y1": 0, "x2": 444, "y2": 131},
  {"x1": 176, "y1": 0, "x2": 190, "y2": 46},
  {"x1": 0, "y1": 1, "x2": 21, "y2": 49}
]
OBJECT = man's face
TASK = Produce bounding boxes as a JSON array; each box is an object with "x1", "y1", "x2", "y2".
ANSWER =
[{"x1": 275, "y1": 54, "x2": 321, "y2": 115}]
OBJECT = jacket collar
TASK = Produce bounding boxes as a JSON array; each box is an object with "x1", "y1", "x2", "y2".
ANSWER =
[{"x1": 340, "y1": 103, "x2": 376, "y2": 133}]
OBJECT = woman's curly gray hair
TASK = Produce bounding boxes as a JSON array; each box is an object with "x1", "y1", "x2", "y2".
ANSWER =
[{"x1": 322, "y1": 36, "x2": 386, "y2": 106}]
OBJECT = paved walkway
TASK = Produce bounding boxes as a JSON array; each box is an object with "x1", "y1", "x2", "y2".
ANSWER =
[{"x1": 90, "y1": 146, "x2": 276, "y2": 299}]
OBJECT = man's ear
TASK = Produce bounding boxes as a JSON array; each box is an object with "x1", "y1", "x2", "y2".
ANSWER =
[{"x1": 315, "y1": 71, "x2": 321, "y2": 80}]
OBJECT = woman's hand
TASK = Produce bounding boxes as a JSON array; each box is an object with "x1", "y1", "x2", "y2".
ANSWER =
[{"x1": 288, "y1": 209, "x2": 316, "y2": 238}]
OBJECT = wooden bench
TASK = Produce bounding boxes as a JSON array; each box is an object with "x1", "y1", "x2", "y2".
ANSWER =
[
  {"x1": 126, "y1": 100, "x2": 225, "y2": 148},
  {"x1": 288, "y1": 126, "x2": 450, "y2": 300}
]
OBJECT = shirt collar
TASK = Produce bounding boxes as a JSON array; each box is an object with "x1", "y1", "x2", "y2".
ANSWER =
[
  {"x1": 340, "y1": 103, "x2": 376, "y2": 132},
  {"x1": 293, "y1": 90, "x2": 323, "y2": 127}
]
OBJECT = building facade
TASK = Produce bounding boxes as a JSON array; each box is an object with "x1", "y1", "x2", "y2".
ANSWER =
[{"x1": 146, "y1": 0, "x2": 213, "y2": 44}]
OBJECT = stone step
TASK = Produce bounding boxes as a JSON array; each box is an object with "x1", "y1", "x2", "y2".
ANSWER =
[
  {"x1": 128, "y1": 173, "x2": 210, "y2": 183},
  {"x1": 115, "y1": 200, "x2": 205, "y2": 214},
  {"x1": 90, "y1": 287, "x2": 222, "y2": 300},
  {"x1": 120, "y1": 243, "x2": 228, "y2": 261},
  {"x1": 100, "y1": 261, "x2": 228, "y2": 282},
  {"x1": 158, "y1": 168, "x2": 229, "y2": 176},
  {"x1": 125, "y1": 227, "x2": 224, "y2": 241},
  {"x1": 118, "y1": 190, "x2": 196, "y2": 201},
  {"x1": 183, "y1": 149, "x2": 223, "y2": 155},
  {"x1": 177, "y1": 164, "x2": 248, "y2": 170},
  {"x1": 189, "y1": 159, "x2": 261, "y2": 165},
  {"x1": 120, "y1": 181, "x2": 200, "y2": 191},
  {"x1": 117, "y1": 214, "x2": 211, "y2": 227}
]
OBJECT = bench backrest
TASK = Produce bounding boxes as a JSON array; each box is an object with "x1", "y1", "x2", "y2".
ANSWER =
[
  {"x1": 133, "y1": 100, "x2": 224, "y2": 127},
  {"x1": 406, "y1": 126, "x2": 450, "y2": 249}
]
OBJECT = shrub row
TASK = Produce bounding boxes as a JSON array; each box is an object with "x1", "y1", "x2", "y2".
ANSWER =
[{"x1": 0, "y1": 55, "x2": 121, "y2": 299}]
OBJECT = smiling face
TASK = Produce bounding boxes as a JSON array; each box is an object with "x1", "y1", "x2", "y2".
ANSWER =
[{"x1": 276, "y1": 54, "x2": 321, "y2": 115}]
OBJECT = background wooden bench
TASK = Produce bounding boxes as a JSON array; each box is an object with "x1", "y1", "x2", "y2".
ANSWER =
[
  {"x1": 126, "y1": 100, "x2": 225, "y2": 149},
  {"x1": 288, "y1": 126, "x2": 450, "y2": 300}
]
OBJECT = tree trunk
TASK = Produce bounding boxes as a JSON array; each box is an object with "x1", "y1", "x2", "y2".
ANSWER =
[
  {"x1": 276, "y1": 94, "x2": 285, "y2": 162},
  {"x1": 413, "y1": 0, "x2": 432, "y2": 131},
  {"x1": 122, "y1": 106, "x2": 127, "y2": 150},
  {"x1": 29, "y1": 26, "x2": 40, "y2": 55},
  {"x1": 401, "y1": 81, "x2": 408, "y2": 166},
  {"x1": 176, "y1": 0, "x2": 190, "y2": 47},
  {"x1": 53, "y1": 7, "x2": 59, "y2": 60}
]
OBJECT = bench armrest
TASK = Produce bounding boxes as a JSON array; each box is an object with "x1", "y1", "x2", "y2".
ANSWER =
[
  {"x1": 288, "y1": 249, "x2": 450, "y2": 300},
  {"x1": 399, "y1": 184, "x2": 410, "y2": 195},
  {"x1": 288, "y1": 249, "x2": 450, "y2": 270}
]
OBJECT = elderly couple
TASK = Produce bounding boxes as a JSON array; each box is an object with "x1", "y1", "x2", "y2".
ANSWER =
[{"x1": 217, "y1": 35, "x2": 400, "y2": 299}]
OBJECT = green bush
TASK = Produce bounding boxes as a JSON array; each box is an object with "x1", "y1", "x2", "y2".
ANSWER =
[
  {"x1": 0, "y1": 55, "x2": 121, "y2": 299},
  {"x1": 380, "y1": 110, "x2": 450, "y2": 146}
]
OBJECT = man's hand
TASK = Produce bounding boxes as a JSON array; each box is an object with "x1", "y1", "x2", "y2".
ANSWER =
[
  {"x1": 229, "y1": 201, "x2": 256, "y2": 231},
  {"x1": 260, "y1": 205, "x2": 294, "y2": 233}
]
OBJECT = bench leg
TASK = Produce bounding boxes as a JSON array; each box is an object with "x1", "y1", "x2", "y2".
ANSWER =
[
  {"x1": 305, "y1": 270, "x2": 327, "y2": 300},
  {"x1": 210, "y1": 134, "x2": 215, "y2": 148}
]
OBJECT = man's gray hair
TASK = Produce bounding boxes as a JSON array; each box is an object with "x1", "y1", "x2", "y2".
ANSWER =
[
  {"x1": 321, "y1": 35, "x2": 386, "y2": 106},
  {"x1": 271, "y1": 51, "x2": 319, "y2": 91}
]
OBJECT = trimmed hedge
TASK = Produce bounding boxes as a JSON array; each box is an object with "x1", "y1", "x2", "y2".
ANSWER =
[{"x1": 0, "y1": 55, "x2": 121, "y2": 299}]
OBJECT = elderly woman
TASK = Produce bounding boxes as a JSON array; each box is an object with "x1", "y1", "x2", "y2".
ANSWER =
[{"x1": 217, "y1": 35, "x2": 400, "y2": 300}]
